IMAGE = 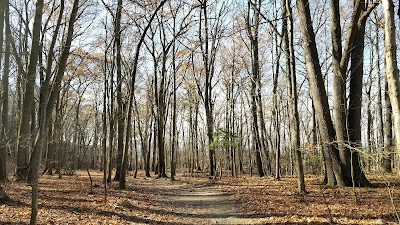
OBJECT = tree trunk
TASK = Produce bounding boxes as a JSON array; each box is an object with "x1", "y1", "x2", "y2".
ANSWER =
[
  {"x1": 246, "y1": 0, "x2": 265, "y2": 178},
  {"x1": 199, "y1": 0, "x2": 216, "y2": 178},
  {"x1": 107, "y1": 71, "x2": 114, "y2": 183},
  {"x1": 372, "y1": 13, "x2": 386, "y2": 172},
  {"x1": 384, "y1": 80, "x2": 393, "y2": 172},
  {"x1": 115, "y1": 0, "x2": 124, "y2": 182},
  {"x1": 272, "y1": 22, "x2": 281, "y2": 179},
  {"x1": 296, "y1": 0, "x2": 345, "y2": 186},
  {"x1": 26, "y1": 0, "x2": 44, "y2": 223},
  {"x1": 122, "y1": 0, "x2": 168, "y2": 186},
  {"x1": 16, "y1": 0, "x2": 44, "y2": 180},
  {"x1": 283, "y1": 0, "x2": 306, "y2": 193},
  {"x1": 0, "y1": 0, "x2": 9, "y2": 182},
  {"x1": 102, "y1": 37, "x2": 108, "y2": 201},
  {"x1": 329, "y1": 0, "x2": 349, "y2": 175},
  {"x1": 170, "y1": 13, "x2": 177, "y2": 181},
  {"x1": 346, "y1": 12, "x2": 371, "y2": 186},
  {"x1": 382, "y1": 0, "x2": 400, "y2": 174}
]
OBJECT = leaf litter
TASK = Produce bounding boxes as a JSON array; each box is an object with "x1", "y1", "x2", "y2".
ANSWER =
[{"x1": 0, "y1": 171, "x2": 399, "y2": 224}]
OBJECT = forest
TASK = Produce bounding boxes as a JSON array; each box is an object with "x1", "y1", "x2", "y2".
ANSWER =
[{"x1": 0, "y1": 0, "x2": 400, "y2": 224}]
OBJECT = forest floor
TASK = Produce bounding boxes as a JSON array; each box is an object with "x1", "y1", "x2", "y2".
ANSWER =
[{"x1": 0, "y1": 170, "x2": 399, "y2": 224}]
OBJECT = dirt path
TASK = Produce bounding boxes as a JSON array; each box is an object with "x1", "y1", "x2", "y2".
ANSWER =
[{"x1": 159, "y1": 184, "x2": 264, "y2": 224}]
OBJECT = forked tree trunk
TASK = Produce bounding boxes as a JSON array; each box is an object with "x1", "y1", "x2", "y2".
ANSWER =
[
  {"x1": 246, "y1": 0, "x2": 265, "y2": 178},
  {"x1": 199, "y1": 0, "x2": 216, "y2": 178},
  {"x1": 296, "y1": 0, "x2": 345, "y2": 186}
]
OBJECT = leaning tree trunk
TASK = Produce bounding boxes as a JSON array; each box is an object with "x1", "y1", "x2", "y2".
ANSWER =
[
  {"x1": 296, "y1": 0, "x2": 345, "y2": 186},
  {"x1": 16, "y1": 0, "x2": 44, "y2": 180},
  {"x1": 121, "y1": 0, "x2": 168, "y2": 188}
]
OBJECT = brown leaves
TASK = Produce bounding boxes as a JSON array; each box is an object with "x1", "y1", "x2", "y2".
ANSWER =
[{"x1": 0, "y1": 172, "x2": 399, "y2": 224}]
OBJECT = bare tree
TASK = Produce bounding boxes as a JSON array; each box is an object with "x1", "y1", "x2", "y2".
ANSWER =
[
  {"x1": 120, "y1": 0, "x2": 168, "y2": 189},
  {"x1": 114, "y1": 0, "x2": 125, "y2": 183},
  {"x1": 283, "y1": 0, "x2": 306, "y2": 193},
  {"x1": 382, "y1": 0, "x2": 400, "y2": 174},
  {"x1": 0, "y1": 0, "x2": 9, "y2": 182},
  {"x1": 245, "y1": 0, "x2": 265, "y2": 177},
  {"x1": 296, "y1": 0, "x2": 345, "y2": 186}
]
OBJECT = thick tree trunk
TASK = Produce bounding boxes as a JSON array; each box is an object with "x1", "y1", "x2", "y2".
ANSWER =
[
  {"x1": 16, "y1": 0, "x2": 44, "y2": 179},
  {"x1": 0, "y1": 0, "x2": 9, "y2": 182},
  {"x1": 45, "y1": 118, "x2": 55, "y2": 175},
  {"x1": 347, "y1": 18, "x2": 371, "y2": 186},
  {"x1": 382, "y1": 0, "x2": 400, "y2": 174},
  {"x1": 329, "y1": 0, "x2": 349, "y2": 174},
  {"x1": 155, "y1": 48, "x2": 168, "y2": 178},
  {"x1": 296, "y1": 0, "x2": 345, "y2": 186},
  {"x1": 115, "y1": 0, "x2": 124, "y2": 183},
  {"x1": 384, "y1": 81, "x2": 393, "y2": 172}
]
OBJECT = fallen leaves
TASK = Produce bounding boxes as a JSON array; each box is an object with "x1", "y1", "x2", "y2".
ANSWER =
[{"x1": 0, "y1": 171, "x2": 398, "y2": 224}]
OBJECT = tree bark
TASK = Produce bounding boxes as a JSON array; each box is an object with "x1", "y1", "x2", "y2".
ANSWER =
[
  {"x1": 115, "y1": 0, "x2": 124, "y2": 183},
  {"x1": 384, "y1": 79, "x2": 393, "y2": 172},
  {"x1": 329, "y1": 0, "x2": 348, "y2": 174},
  {"x1": 347, "y1": 13, "x2": 371, "y2": 186},
  {"x1": 296, "y1": 0, "x2": 345, "y2": 186},
  {"x1": 198, "y1": 0, "x2": 216, "y2": 178},
  {"x1": 283, "y1": 0, "x2": 306, "y2": 193},
  {"x1": 16, "y1": 0, "x2": 44, "y2": 180},
  {"x1": 26, "y1": 0, "x2": 44, "y2": 223},
  {"x1": 373, "y1": 13, "x2": 386, "y2": 172},
  {"x1": 382, "y1": 0, "x2": 400, "y2": 174},
  {"x1": 0, "y1": 0, "x2": 9, "y2": 182},
  {"x1": 170, "y1": 10, "x2": 178, "y2": 181},
  {"x1": 246, "y1": 0, "x2": 265, "y2": 178}
]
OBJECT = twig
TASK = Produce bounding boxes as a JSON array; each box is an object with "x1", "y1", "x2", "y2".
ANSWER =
[{"x1": 319, "y1": 186, "x2": 334, "y2": 224}]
